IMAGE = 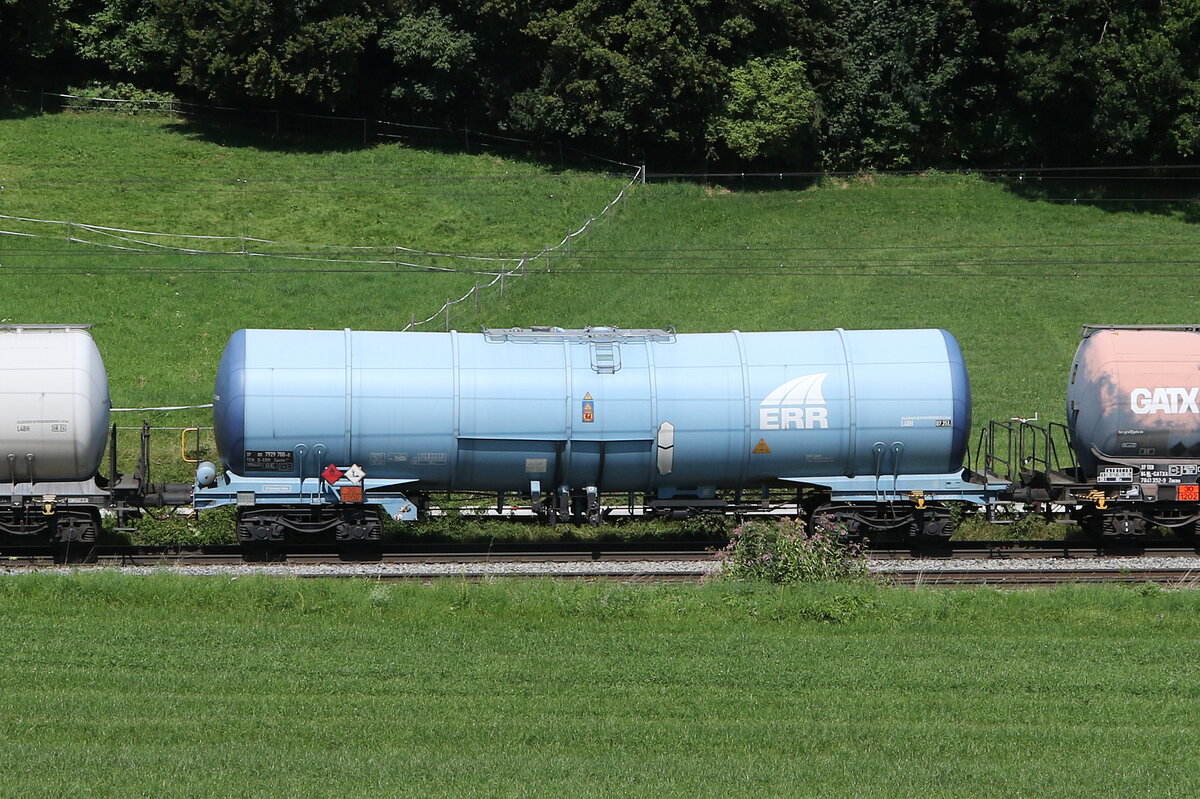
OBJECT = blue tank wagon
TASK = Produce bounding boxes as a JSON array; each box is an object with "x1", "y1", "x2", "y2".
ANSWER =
[{"x1": 194, "y1": 326, "x2": 990, "y2": 543}]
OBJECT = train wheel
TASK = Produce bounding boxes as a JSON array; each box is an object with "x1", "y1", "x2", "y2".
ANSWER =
[
  {"x1": 1104, "y1": 513, "x2": 1146, "y2": 537},
  {"x1": 236, "y1": 513, "x2": 285, "y2": 544},
  {"x1": 916, "y1": 509, "x2": 956, "y2": 540},
  {"x1": 1077, "y1": 511, "x2": 1147, "y2": 539},
  {"x1": 49, "y1": 510, "x2": 99, "y2": 564},
  {"x1": 805, "y1": 505, "x2": 861, "y2": 539}
]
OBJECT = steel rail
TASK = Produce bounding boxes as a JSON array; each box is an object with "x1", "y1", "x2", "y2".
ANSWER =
[{"x1": 2, "y1": 538, "x2": 1199, "y2": 564}]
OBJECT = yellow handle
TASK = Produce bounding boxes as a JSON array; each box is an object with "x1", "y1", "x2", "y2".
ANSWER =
[{"x1": 181, "y1": 428, "x2": 199, "y2": 463}]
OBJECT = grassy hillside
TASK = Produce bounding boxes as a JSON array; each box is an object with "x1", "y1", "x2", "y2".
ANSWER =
[
  {"x1": 3, "y1": 109, "x2": 1199, "y2": 476},
  {"x1": 0, "y1": 110, "x2": 632, "y2": 411}
]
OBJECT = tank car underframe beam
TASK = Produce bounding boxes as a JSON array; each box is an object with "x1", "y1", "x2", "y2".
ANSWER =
[
  {"x1": 193, "y1": 473, "x2": 419, "y2": 522},
  {"x1": 0, "y1": 506, "x2": 100, "y2": 543},
  {"x1": 1016, "y1": 471, "x2": 1200, "y2": 538},
  {"x1": 235, "y1": 505, "x2": 384, "y2": 544},
  {"x1": 779, "y1": 472, "x2": 998, "y2": 506},
  {"x1": 807, "y1": 502, "x2": 955, "y2": 540},
  {"x1": 1069, "y1": 503, "x2": 1200, "y2": 538}
]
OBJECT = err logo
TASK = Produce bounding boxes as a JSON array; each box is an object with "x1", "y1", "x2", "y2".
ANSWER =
[
  {"x1": 759, "y1": 373, "x2": 829, "y2": 430},
  {"x1": 1130, "y1": 387, "x2": 1200, "y2": 415}
]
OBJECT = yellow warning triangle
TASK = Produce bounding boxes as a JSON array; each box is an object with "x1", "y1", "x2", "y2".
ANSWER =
[{"x1": 752, "y1": 438, "x2": 772, "y2": 455}]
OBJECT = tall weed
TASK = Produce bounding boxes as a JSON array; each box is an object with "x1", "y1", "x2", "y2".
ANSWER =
[{"x1": 714, "y1": 517, "x2": 866, "y2": 583}]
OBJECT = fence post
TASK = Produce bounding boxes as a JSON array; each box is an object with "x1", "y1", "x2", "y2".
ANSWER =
[{"x1": 445, "y1": 299, "x2": 451, "y2": 331}]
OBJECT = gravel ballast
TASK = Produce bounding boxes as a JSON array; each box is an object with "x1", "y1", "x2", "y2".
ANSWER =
[{"x1": 5, "y1": 555, "x2": 1200, "y2": 579}]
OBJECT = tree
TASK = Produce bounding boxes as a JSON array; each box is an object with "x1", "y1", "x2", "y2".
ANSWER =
[
  {"x1": 152, "y1": 0, "x2": 376, "y2": 107},
  {"x1": 707, "y1": 49, "x2": 818, "y2": 162}
]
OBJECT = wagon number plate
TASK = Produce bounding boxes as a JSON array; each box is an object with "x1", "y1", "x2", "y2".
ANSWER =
[{"x1": 1097, "y1": 467, "x2": 1134, "y2": 483}]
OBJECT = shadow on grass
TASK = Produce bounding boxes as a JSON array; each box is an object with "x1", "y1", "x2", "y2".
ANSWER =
[
  {"x1": 0, "y1": 98, "x2": 47, "y2": 122},
  {"x1": 993, "y1": 174, "x2": 1200, "y2": 225},
  {"x1": 158, "y1": 109, "x2": 626, "y2": 176},
  {"x1": 4, "y1": 87, "x2": 631, "y2": 176}
]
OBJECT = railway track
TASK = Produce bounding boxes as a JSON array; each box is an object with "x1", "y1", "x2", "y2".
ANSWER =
[
  {"x1": 879, "y1": 569, "x2": 1200, "y2": 587},
  {"x1": 0, "y1": 540, "x2": 719, "y2": 568},
  {"x1": 3, "y1": 537, "x2": 1196, "y2": 563},
  {"x1": 3, "y1": 539, "x2": 1200, "y2": 586}
]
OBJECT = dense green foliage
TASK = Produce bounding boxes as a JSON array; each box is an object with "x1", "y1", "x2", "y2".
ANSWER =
[
  {"x1": 714, "y1": 518, "x2": 867, "y2": 583},
  {"x1": 5, "y1": 0, "x2": 1200, "y2": 167},
  {"x1": 2, "y1": 574, "x2": 1199, "y2": 797}
]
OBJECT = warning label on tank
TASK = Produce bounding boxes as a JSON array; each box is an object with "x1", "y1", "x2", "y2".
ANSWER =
[{"x1": 244, "y1": 450, "x2": 295, "y2": 472}]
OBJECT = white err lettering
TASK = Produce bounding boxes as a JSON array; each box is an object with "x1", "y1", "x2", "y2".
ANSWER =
[
  {"x1": 759, "y1": 406, "x2": 829, "y2": 430},
  {"x1": 758, "y1": 373, "x2": 831, "y2": 431},
  {"x1": 1130, "y1": 387, "x2": 1200, "y2": 415}
]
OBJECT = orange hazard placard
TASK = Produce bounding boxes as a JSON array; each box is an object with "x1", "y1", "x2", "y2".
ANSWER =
[
  {"x1": 1180, "y1": 484, "x2": 1199, "y2": 501},
  {"x1": 752, "y1": 438, "x2": 772, "y2": 455}
]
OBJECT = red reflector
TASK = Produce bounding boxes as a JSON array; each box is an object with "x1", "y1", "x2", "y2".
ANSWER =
[
  {"x1": 1180, "y1": 484, "x2": 1199, "y2": 501},
  {"x1": 340, "y1": 485, "x2": 364, "y2": 503}
]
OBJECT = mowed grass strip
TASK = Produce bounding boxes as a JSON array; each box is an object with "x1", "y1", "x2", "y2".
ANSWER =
[{"x1": 1, "y1": 575, "x2": 1198, "y2": 798}]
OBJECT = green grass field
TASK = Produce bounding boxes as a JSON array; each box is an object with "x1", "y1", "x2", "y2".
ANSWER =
[{"x1": 2, "y1": 574, "x2": 1197, "y2": 798}]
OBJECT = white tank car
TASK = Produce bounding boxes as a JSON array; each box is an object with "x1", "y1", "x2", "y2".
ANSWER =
[{"x1": 0, "y1": 325, "x2": 110, "y2": 484}]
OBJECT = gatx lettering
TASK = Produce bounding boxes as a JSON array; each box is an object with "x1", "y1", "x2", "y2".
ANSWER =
[{"x1": 1130, "y1": 387, "x2": 1200, "y2": 415}]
